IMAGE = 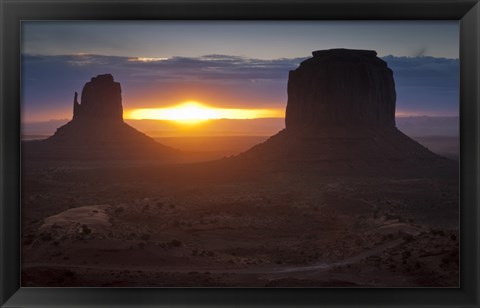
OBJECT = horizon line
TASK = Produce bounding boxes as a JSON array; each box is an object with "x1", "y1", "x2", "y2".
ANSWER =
[{"x1": 22, "y1": 114, "x2": 460, "y2": 124}]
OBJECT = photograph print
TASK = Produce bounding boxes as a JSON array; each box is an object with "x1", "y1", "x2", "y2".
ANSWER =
[{"x1": 21, "y1": 21, "x2": 459, "y2": 287}]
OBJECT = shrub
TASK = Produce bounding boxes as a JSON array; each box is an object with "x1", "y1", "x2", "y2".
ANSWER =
[
  {"x1": 170, "y1": 239, "x2": 182, "y2": 247},
  {"x1": 81, "y1": 224, "x2": 92, "y2": 235},
  {"x1": 140, "y1": 233, "x2": 151, "y2": 241},
  {"x1": 40, "y1": 233, "x2": 52, "y2": 241}
]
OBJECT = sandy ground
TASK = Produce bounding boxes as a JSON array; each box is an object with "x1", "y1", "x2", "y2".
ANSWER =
[{"x1": 20, "y1": 154, "x2": 459, "y2": 288}]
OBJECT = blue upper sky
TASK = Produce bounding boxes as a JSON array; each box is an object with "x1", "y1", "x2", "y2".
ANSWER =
[
  {"x1": 22, "y1": 21, "x2": 459, "y2": 59},
  {"x1": 21, "y1": 21, "x2": 459, "y2": 122}
]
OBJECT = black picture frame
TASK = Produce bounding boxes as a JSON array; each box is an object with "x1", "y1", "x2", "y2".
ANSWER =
[{"x1": 1, "y1": 0, "x2": 479, "y2": 307}]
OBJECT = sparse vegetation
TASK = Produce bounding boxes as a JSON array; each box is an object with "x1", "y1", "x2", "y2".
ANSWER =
[
  {"x1": 169, "y1": 239, "x2": 182, "y2": 247},
  {"x1": 81, "y1": 224, "x2": 92, "y2": 235},
  {"x1": 21, "y1": 157, "x2": 458, "y2": 287}
]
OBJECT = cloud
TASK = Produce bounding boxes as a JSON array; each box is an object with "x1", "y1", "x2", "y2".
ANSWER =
[
  {"x1": 412, "y1": 47, "x2": 427, "y2": 57},
  {"x1": 24, "y1": 53, "x2": 305, "y2": 82},
  {"x1": 383, "y1": 55, "x2": 459, "y2": 114},
  {"x1": 21, "y1": 53, "x2": 459, "y2": 121}
]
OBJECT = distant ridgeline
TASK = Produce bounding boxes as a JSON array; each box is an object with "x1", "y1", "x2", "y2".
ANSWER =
[{"x1": 238, "y1": 49, "x2": 456, "y2": 176}]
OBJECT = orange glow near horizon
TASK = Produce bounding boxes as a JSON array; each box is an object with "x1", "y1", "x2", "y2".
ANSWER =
[{"x1": 126, "y1": 101, "x2": 285, "y2": 124}]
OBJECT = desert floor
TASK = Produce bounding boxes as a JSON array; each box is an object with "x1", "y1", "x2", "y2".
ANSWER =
[{"x1": 21, "y1": 141, "x2": 459, "y2": 288}]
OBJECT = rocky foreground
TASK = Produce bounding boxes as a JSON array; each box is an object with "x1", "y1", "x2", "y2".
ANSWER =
[{"x1": 21, "y1": 160, "x2": 458, "y2": 287}]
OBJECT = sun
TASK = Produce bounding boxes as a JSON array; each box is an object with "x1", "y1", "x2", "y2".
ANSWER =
[
  {"x1": 127, "y1": 101, "x2": 284, "y2": 124},
  {"x1": 129, "y1": 101, "x2": 221, "y2": 124}
]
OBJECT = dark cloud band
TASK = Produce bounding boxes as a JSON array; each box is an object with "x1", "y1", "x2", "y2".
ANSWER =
[{"x1": 21, "y1": 53, "x2": 459, "y2": 119}]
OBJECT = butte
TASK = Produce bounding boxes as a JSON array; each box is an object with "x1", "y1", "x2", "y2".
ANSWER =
[
  {"x1": 237, "y1": 49, "x2": 456, "y2": 176},
  {"x1": 24, "y1": 74, "x2": 177, "y2": 161}
]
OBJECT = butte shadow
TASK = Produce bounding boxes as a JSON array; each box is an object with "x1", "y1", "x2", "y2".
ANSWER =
[
  {"x1": 234, "y1": 49, "x2": 457, "y2": 177},
  {"x1": 23, "y1": 74, "x2": 179, "y2": 161}
]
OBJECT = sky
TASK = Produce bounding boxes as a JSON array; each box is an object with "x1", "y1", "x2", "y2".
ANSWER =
[{"x1": 21, "y1": 21, "x2": 459, "y2": 123}]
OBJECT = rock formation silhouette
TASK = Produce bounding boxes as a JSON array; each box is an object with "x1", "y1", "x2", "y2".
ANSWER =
[
  {"x1": 26, "y1": 74, "x2": 176, "y2": 160},
  {"x1": 239, "y1": 49, "x2": 455, "y2": 176},
  {"x1": 286, "y1": 49, "x2": 396, "y2": 131},
  {"x1": 72, "y1": 74, "x2": 123, "y2": 122}
]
